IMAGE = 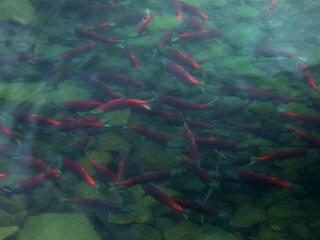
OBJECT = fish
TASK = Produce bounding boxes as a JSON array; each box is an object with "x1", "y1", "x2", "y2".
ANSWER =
[
  {"x1": 117, "y1": 150, "x2": 129, "y2": 181},
  {"x1": 124, "y1": 46, "x2": 140, "y2": 72},
  {"x1": 127, "y1": 124, "x2": 171, "y2": 145},
  {"x1": 253, "y1": 149, "x2": 309, "y2": 162},
  {"x1": 166, "y1": 61, "x2": 201, "y2": 86},
  {"x1": 180, "y1": 1, "x2": 208, "y2": 19},
  {"x1": 184, "y1": 122, "x2": 200, "y2": 160},
  {"x1": 115, "y1": 170, "x2": 173, "y2": 186},
  {"x1": 57, "y1": 116, "x2": 100, "y2": 123},
  {"x1": 77, "y1": 3, "x2": 121, "y2": 17},
  {"x1": 234, "y1": 170, "x2": 294, "y2": 189},
  {"x1": 0, "y1": 122, "x2": 19, "y2": 138},
  {"x1": 266, "y1": 0, "x2": 278, "y2": 20},
  {"x1": 291, "y1": 129, "x2": 320, "y2": 149},
  {"x1": 63, "y1": 157, "x2": 96, "y2": 188},
  {"x1": 45, "y1": 63, "x2": 68, "y2": 89},
  {"x1": 0, "y1": 54, "x2": 37, "y2": 67},
  {"x1": 164, "y1": 48, "x2": 202, "y2": 72},
  {"x1": 66, "y1": 198, "x2": 122, "y2": 211},
  {"x1": 181, "y1": 155, "x2": 216, "y2": 186},
  {"x1": 14, "y1": 114, "x2": 62, "y2": 127},
  {"x1": 176, "y1": 29, "x2": 223, "y2": 40},
  {"x1": 173, "y1": 199, "x2": 218, "y2": 215},
  {"x1": 61, "y1": 101, "x2": 103, "y2": 112},
  {"x1": 283, "y1": 112, "x2": 320, "y2": 126},
  {"x1": 59, "y1": 42, "x2": 95, "y2": 60},
  {"x1": 159, "y1": 27, "x2": 177, "y2": 46},
  {"x1": 0, "y1": 173, "x2": 9, "y2": 179},
  {"x1": 88, "y1": 157, "x2": 116, "y2": 182},
  {"x1": 54, "y1": 121, "x2": 108, "y2": 131},
  {"x1": 134, "y1": 8, "x2": 152, "y2": 34},
  {"x1": 93, "y1": 98, "x2": 150, "y2": 113},
  {"x1": 143, "y1": 184, "x2": 185, "y2": 213},
  {"x1": 195, "y1": 137, "x2": 239, "y2": 149},
  {"x1": 97, "y1": 73, "x2": 142, "y2": 87},
  {"x1": 74, "y1": 29, "x2": 119, "y2": 44},
  {"x1": 254, "y1": 48, "x2": 298, "y2": 58},
  {"x1": 19, "y1": 155, "x2": 49, "y2": 173},
  {"x1": 211, "y1": 103, "x2": 249, "y2": 119},
  {"x1": 89, "y1": 78, "x2": 123, "y2": 99},
  {"x1": 170, "y1": 0, "x2": 183, "y2": 21},
  {"x1": 86, "y1": 22, "x2": 111, "y2": 31},
  {"x1": 183, "y1": 17, "x2": 206, "y2": 31},
  {"x1": 297, "y1": 62, "x2": 318, "y2": 90},
  {"x1": 158, "y1": 93, "x2": 211, "y2": 111}
]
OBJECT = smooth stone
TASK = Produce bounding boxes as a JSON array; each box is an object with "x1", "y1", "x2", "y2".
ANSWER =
[
  {"x1": 17, "y1": 213, "x2": 100, "y2": 240},
  {"x1": 0, "y1": 0, "x2": 35, "y2": 25},
  {"x1": 219, "y1": 57, "x2": 266, "y2": 77},
  {"x1": 195, "y1": 226, "x2": 238, "y2": 240},
  {"x1": 230, "y1": 205, "x2": 266, "y2": 229},
  {"x1": 212, "y1": 0, "x2": 228, "y2": 8},
  {"x1": 129, "y1": 224, "x2": 162, "y2": 240},
  {"x1": 0, "y1": 226, "x2": 19, "y2": 240},
  {"x1": 234, "y1": 5, "x2": 259, "y2": 18},
  {"x1": 148, "y1": 15, "x2": 177, "y2": 32},
  {"x1": 103, "y1": 109, "x2": 131, "y2": 127},
  {"x1": 225, "y1": 24, "x2": 264, "y2": 48},
  {"x1": 0, "y1": 209, "x2": 15, "y2": 226},
  {"x1": 222, "y1": 194, "x2": 252, "y2": 206},
  {"x1": 95, "y1": 132, "x2": 132, "y2": 152},
  {"x1": 164, "y1": 221, "x2": 200, "y2": 240},
  {"x1": 107, "y1": 204, "x2": 153, "y2": 224},
  {"x1": 0, "y1": 195, "x2": 30, "y2": 213}
]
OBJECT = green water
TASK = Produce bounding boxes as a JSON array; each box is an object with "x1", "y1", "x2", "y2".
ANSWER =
[{"x1": 0, "y1": 0, "x2": 319, "y2": 239}]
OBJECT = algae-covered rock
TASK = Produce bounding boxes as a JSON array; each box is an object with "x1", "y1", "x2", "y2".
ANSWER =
[
  {"x1": 195, "y1": 226, "x2": 238, "y2": 240},
  {"x1": 278, "y1": 102, "x2": 313, "y2": 114},
  {"x1": 164, "y1": 221, "x2": 200, "y2": 240},
  {"x1": 95, "y1": 131, "x2": 132, "y2": 152},
  {"x1": 0, "y1": 209, "x2": 15, "y2": 226},
  {"x1": 219, "y1": 57, "x2": 266, "y2": 77},
  {"x1": 267, "y1": 202, "x2": 309, "y2": 223},
  {"x1": 225, "y1": 24, "x2": 265, "y2": 48},
  {"x1": 230, "y1": 205, "x2": 266, "y2": 229},
  {"x1": 222, "y1": 194, "x2": 252, "y2": 206},
  {"x1": 247, "y1": 101, "x2": 274, "y2": 115},
  {"x1": 212, "y1": 0, "x2": 229, "y2": 8},
  {"x1": 18, "y1": 213, "x2": 100, "y2": 240},
  {"x1": 129, "y1": 224, "x2": 162, "y2": 240},
  {"x1": 289, "y1": 223, "x2": 310, "y2": 240},
  {"x1": 0, "y1": 226, "x2": 19, "y2": 240},
  {"x1": 107, "y1": 204, "x2": 153, "y2": 224},
  {"x1": 148, "y1": 15, "x2": 177, "y2": 32},
  {"x1": 0, "y1": 194, "x2": 30, "y2": 213},
  {"x1": 257, "y1": 224, "x2": 287, "y2": 240},
  {"x1": 0, "y1": 0, "x2": 35, "y2": 25},
  {"x1": 179, "y1": 0, "x2": 208, "y2": 7},
  {"x1": 234, "y1": 5, "x2": 259, "y2": 18},
  {"x1": 103, "y1": 109, "x2": 131, "y2": 127}
]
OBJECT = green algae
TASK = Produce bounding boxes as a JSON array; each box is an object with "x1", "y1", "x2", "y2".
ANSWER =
[{"x1": 0, "y1": 0, "x2": 35, "y2": 25}]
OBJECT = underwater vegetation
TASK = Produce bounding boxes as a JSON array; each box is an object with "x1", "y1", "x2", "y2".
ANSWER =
[{"x1": 0, "y1": 0, "x2": 320, "y2": 239}]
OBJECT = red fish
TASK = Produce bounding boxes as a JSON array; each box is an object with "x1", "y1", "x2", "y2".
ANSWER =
[
  {"x1": 0, "y1": 173, "x2": 9, "y2": 179},
  {"x1": 98, "y1": 73, "x2": 142, "y2": 87},
  {"x1": 283, "y1": 112, "x2": 320, "y2": 125},
  {"x1": 184, "y1": 123, "x2": 199, "y2": 160},
  {"x1": 124, "y1": 46, "x2": 140, "y2": 72},
  {"x1": 0, "y1": 54, "x2": 37, "y2": 67},
  {"x1": 166, "y1": 61, "x2": 201, "y2": 86},
  {"x1": 45, "y1": 63, "x2": 68, "y2": 89},
  {"x1": 181, "y1": 155, "x2": 215, "y2": 186},
  {"x1": 134, "y1": 9, "x2": 152, "y2": 34},
  {"x1": 234, "y1": 170, "x2": 293, "y2": 188},
  {"x1": 117, "y1": 150, "x2": 128, "y2": 181},
  {"x1": 174, "y1": 199, "x2": 218, "y2": 215},
  {"x1": 143, "y1": 184, "x2": 185, "y2": 213},
  {"x1": 0, "y1": 122, "x2": 19, "y2": 138},
  {"x1": 61, "y1": 101, "x2": 103, "y2": 112},
  {"x1": 170, "y1": 0, "x2": 183, "y2": 21},
  {"x1": 159, "y1": 27, "x2": 177, "y2": 46},
  {"x1": 195, "y1": 137, "x2": 239, "y2": 149},
  {"x1": 54, "y1": 121, "x2": 108, "y2": 131},
  {"x1": 16, "y1": 168, "x2": 60, "y2": 191},
  {"x1": 57, "y1": 116, "x2": 100, "y2": 123},
  {"x1": 88, "y1": 157, "x2": 116, "y2": 182},
  {"x1": 66, "y1": 198, "x2": 122, "y2": 211},
  {"x1": 158, "y1": 93, "x2": 211, "y2": 111},
  {"x1": 254, "y1": 48, "x2": 298, "y2": 58},
  {"x1": 180, "y1": 1, "x2": 208, "y2": 19},
  {"x1": 94, "y1": 98, "x2": 150, "y2": 113},
  {"x1": 292, "y1": 129, "x2": 320, "y2": 149},
  {"x1": 116, "y1": 170, "x2": 172, "y2": 186},
  {"x1": 165, "y1": 48, "x2": 202, "y2": 72},
  {"x1": 183, "y1": 17, "x2": 206, "y2": 31},
  {"x1": 297, "y1": 62, "x2": 318, "y2": 90},
  {"x1": 86, "y1": 21, "x2": 111, "y2": 31},
  {"x1": 128, "y1": 124, "x2": 171, "y2": 145},
  {"x1": 89, "y1": 78, "x2": 122, "y2": 99},
  {"x1": 14, "y1": 114, "x2": 61, "y2": 127},
  {"x1": 63, "y1": 157, "x2": 96, "y2": 188},
  {"x1": 59, "y1": 42, "x2": 95, "y2": 60},
  {"x1": 254, "y1": 149, "x2": 309, "y2": 162},
  {"x1": 177, "y1": 29, "x2": 223, "y2": 40},
  {"x1": 74, "y1": 29, "x2": 119, "y2": 44},
  {"x1": 266, "y1": 0, "x2": 278, "y2": 20},
  {"x1": 19, "y1": 155, "x2": 49, "y2": 172}
]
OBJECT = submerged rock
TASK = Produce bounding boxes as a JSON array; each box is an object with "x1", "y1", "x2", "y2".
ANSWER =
[
  {"x1": 103, "y1": 109, "x2": 131, "y2": 127},
  {"x1": 17, "y1": 213, "x2": 100, "y2": 240},
  {"x1": 107, "y1": 204, "x2": 153, "y2": 224},
  {"x1": 234, "y1": 5, "x2": 259, "y2": 18},
  {"x1": 95, "y1": 131, "x2": 132, "y2": 152},
  {"x1": 230, "y1": 205, "x2": 266, "y2": 229},
  {"x1": 0, "y1": 0, "x2": 35, "y2": 25},
  {"x1": 0, "y1": 226, "x2": 19, "y2": 240}
]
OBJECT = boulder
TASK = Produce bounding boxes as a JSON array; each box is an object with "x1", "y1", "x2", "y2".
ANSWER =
[
  {"x1": 0, "y1": 0, "x2": 35, "y2": 25},
  {"x1": 230, "y1": 205, "x2": 266, "y2": 229}
]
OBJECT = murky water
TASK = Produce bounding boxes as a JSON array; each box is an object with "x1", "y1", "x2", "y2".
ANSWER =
[{"x1": 0, "y1": 0, "x2": 319, "y2": 239}]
